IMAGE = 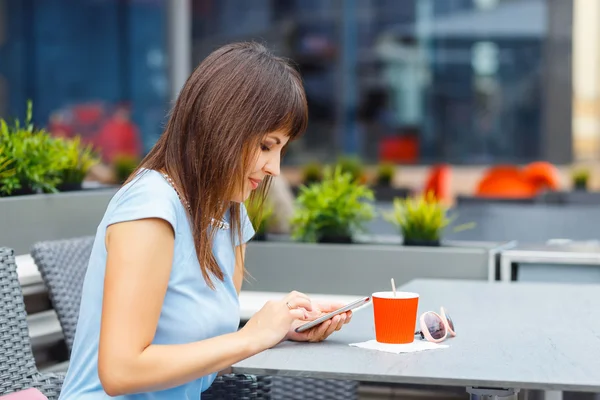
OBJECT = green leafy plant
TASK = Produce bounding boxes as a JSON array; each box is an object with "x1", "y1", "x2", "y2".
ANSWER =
[
  {"x1": 302, "y1": 162, "x2": 323, "y2": 185},
  {"x1": 572, "y1": 168, "x2": 590, "y2": 190},
  {"x1": 0, "y1": 146, "x2": 15, "y2": 182},
  {"x1": 384, "y1": 192, "x2": 474, "y2": 245},
  {"x1": 54, "y1": 136, "x2": 100, "y2": 188},
  {"x1": 376, "y1": 162, "x2": 396, "y2": 187},
  {"x1": 291, "y1": 166, "x2": 375, "y2": 243},
  {"x1": 113, "y1": 154, "x2": 140, "y2": 184},
  {"x1": 245, "y1": 194, "x2": 275, "y2": 238},
  {"x1": 0, "y1": 101, "x2": 64, "y2": 195},
  {"x1": 336, "y1": 155, "x2": 365, "y2": 183}
]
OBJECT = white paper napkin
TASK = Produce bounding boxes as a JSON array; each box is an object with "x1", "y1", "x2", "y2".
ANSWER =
[{"x1": 349, "y1": 339, "x2": 448, "y2": 354}]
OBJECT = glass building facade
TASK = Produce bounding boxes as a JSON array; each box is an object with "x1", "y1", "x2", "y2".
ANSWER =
[{"x1": 0, "y1": 0, "x2": 573, "y2": 165}]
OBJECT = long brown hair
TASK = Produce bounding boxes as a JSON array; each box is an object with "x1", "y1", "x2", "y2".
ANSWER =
[{"x1": 133, "y1": 42, "x2": 307, "y2": 288}]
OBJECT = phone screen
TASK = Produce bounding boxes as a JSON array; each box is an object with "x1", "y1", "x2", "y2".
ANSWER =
[{"x1": 294, "y1": 296, "x2": 371, "y2": 333}]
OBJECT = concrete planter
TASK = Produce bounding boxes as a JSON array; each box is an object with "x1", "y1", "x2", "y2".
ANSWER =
[
  {"x1": 244, "y1": 239, "x2": 513, "y2": 296},
  {"x1": 0, "y1": 188, "x2": 117, "y2": 254}
]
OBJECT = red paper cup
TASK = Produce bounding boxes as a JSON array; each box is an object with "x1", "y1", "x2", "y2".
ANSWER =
[{"x1": 372, "y1": 291, "x2": 419, "y2": 344}]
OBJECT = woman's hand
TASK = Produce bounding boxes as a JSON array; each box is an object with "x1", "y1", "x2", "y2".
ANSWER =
[
  {"x1": 240, "y1": 291, "x2": 314, "y2": 351},
  {"x1": 285, "y1": 302, "x2": 353, "y2": 343}
]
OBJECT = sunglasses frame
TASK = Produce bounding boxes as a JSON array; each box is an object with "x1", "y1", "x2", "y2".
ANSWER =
[{"x1": 417, "y1": 306, "x2": 456, "y2": 343}]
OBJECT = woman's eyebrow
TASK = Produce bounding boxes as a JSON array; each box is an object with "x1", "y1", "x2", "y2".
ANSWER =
[{"x1": 266, "y1": 136, "x2": 281, "y2": 145}]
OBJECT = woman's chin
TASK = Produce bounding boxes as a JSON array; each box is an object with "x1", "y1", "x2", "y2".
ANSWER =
[{"x1": 230, "y1": 190, "x2": 251, "y2": 203}]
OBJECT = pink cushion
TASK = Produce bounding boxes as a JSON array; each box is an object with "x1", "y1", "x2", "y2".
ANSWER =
[{"x1": 0, "y1": 389, "x2": 48, "y2": 399}]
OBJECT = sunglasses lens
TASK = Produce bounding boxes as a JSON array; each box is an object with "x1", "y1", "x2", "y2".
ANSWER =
[
  {"x1": 424, "y1": 312, "x2": 446, "y2": 340},
  {"x1": 445, "y1": 310, "x2": 455, "y2": 332}
]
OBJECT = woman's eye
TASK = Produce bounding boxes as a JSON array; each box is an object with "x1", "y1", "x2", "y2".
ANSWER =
[{"x1": 261, "y1": 143, "x2": 270, "y2": 151}]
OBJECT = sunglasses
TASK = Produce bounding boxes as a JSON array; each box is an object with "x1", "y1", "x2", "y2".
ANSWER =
[{"x1": 414, "y1": 306, "x2": 456, "y2": 343}]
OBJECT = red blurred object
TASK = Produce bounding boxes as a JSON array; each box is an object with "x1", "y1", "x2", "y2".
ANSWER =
[
  {"x1": 46, "y1": 102, "x2": 142, "y2": 164},
  {"x1": 94, "y1": 106, "x2": 142, "y2": 164},
  {"x1": 423, "y1": 164, "x2": 451, "y2": 203},
  {"x1": 379, "y1": 135, "x2": 418, "y2": 163}
]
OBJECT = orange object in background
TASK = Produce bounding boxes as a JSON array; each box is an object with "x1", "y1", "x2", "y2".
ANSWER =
[
  {"x1": 522, "y1": 161, "x2": 561, "y2": 192},
  {"x1": 476, "y1": 175, "x2": 538, "y2": 198},
  {"x1": 423, "y1": 164, "x2": 451, "y2": 203},
  {"x1": 474, "y1": 162, "x2": 560, "y2": 198}
]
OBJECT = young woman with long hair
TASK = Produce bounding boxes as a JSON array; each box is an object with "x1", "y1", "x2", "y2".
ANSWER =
[{"x1": 57, "y1": 42, "x2": 352, "y2": 399}]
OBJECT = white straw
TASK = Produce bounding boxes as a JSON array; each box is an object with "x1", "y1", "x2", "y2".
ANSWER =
[{"x1": 391, "y1": 278, "x2": 397, "y2": 297}]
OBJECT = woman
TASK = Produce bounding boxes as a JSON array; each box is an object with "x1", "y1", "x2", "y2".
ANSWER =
[{"x1": 58, "y1": 42, "x2": 352, "y2": 399}]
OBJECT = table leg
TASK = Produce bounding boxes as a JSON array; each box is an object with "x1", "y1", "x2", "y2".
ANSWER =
[
  {"x1": 500, "y1": 257, "x2": 512, "y2": 282},
  {"x1": 541, "y1": 390, "x2": 562, "y2": 400},
  {"x1": 467, "y1": 387, "x2": 519, "y2": 400}
]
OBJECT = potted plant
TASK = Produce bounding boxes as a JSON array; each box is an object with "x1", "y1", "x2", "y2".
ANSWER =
[
  {"x1": 291, "y1": 166, "x2": 375, "y2": 244},
  {"x1": 572, "y1": 168, "x2": 590, "y2": 191},
  {"x1": 113, "y1": 154, "x2": 140, "y2": 184},
  {"x1": 0, "y1": 147, "x2": 15, "y2": 183},
  {"x1": 0, "y1": 102, "x2": 63, "y2": 196},
  {"x1": 336, "y1": 155, "x2": 366, "y2": 183},
  {"x1": 290, "y1": 161, "x2": 323, "y2": 197},
  {"x1": 371, "y1": 162, "x2": 411, "y2": 201},
  {"x1": 302, "y1": 162, "x2": 323, "y2": 185},
  {"x1": 384, "y1": 192, "x2": 474, "y2": 246},
  {"x1": 54, "y1": 136, "x2": 100, "y2": 191},
  {"x1": 376, "y1": 162, "x2": 395, "y2": 187},
  {"x1": 245, "y1": 193, "x2": 274, "y2": 241}
]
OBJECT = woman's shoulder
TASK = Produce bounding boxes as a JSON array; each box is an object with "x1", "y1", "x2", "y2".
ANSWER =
[
  {"x1": 114, "y1": 169, "x2": 178, "y2": 204},
  {"x1": 106, "y1": 169, "x2": 184, "y2": 230}
]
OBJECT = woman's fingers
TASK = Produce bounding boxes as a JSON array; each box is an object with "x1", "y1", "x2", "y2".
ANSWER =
[
  {"x1": 284, "y1": 291, "x2": 313, "y2": 312},
  {"x1": 344, "y1": 311, "x2": 353, "y2": 325},
  {"x1": 334, "y1": 313, "x2": 347, "y2": 331},
  {"x1": 310, "y1": 319, "x2": 332, "y2": 342},
  {"x1": 288, "y1": 308, "x2": 308, "y2": 320}
]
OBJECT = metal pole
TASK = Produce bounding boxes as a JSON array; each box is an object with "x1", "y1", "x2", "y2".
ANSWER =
[
  {"x1": 339, "y1": 0, "x2": 358, "y2": 155},
  {"x1": 167, "y1": 0, "x2": 191, "y2": 101}
]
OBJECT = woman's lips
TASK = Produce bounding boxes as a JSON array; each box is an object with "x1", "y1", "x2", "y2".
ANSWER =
[{"x1": 249, "y1": 178, "x2": 261, "y2": 189}]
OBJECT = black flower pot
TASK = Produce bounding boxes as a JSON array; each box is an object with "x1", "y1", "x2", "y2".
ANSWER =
[
  {"x1": 372, "y1": 185, "x2": 411, "y2": 202},
  {"x1": 403, "y1": 238, "x2": 440, "y2": 247},
  {"x1": 317, "y1": 235, "x2": 353, "y2": 244},
  {"x1": 253, "y1": 232, "x2": 267, "y2": 241},
  {"x1": 5, "y1": 186, "x2": 37, "y2": 197},
  {"x1": 57, "y1": 181, "x2": 83, "y2": 192}
]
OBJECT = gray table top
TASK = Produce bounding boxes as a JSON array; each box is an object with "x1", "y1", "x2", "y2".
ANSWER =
[
  {"x1": 505, "y1": 242, "x2": 600, "y2": 255},
  {"x1": 233, "y1": 279, "x2": 600, "y2": 392}
]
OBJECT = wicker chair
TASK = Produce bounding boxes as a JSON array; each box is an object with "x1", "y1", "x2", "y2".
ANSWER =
[
  {"x1": 0, "y1": 247, "x2": 64, "y2": 400},
  {"x1": 32, "y1": 237, "x2": 357, "y2": 400}
]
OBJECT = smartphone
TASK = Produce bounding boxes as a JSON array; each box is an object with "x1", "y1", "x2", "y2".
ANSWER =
[{"x1": 294, "y1": 296, "x2": 371, "y2": 333}]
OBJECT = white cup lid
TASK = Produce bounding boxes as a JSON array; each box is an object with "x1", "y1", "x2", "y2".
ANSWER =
[{"x1": 372, "y1": 291, "x2": 419, "y2": 299}]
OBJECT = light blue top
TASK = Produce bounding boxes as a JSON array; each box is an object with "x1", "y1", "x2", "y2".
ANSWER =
[{"x1": 58, "y1": 169, "x2": 255, "y2": 400}]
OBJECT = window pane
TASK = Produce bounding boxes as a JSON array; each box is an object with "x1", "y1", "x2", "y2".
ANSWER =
[{"x1": 0, "y1": 0, "x2": 169, "y2": 164}]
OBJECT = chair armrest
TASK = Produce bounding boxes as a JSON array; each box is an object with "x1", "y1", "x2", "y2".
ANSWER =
[
  {"x1": 31, "y1": 373, "x2": 64, "y2": 400},
  {"x1": 202, "y1": 373, "x2": 265, "y2": 400}
]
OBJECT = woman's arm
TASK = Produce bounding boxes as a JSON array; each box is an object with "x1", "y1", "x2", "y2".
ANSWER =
[{"x1": 98, "y1": 218, "x2": 263, "y2": 396}]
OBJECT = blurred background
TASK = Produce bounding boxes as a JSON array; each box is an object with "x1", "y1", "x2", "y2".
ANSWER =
[
  {"x1": 1, "y1": 0, "x2": 596, "y2": 199},
  {"x1": 4, "y1": 3, "x2": 600, "y2": 399}
]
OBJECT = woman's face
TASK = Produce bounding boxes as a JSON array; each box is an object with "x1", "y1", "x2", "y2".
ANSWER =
[{"x1": 232, "y1": 130, "x2": 290, "y2": 203}]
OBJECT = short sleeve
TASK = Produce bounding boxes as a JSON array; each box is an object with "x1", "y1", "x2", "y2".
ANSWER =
[
  {"x1": 235, "y1": 203, "x2": 256, "y2": 246},
  {"x1": 106, "y1": 171, "x2": 179, "y2": 234}
]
